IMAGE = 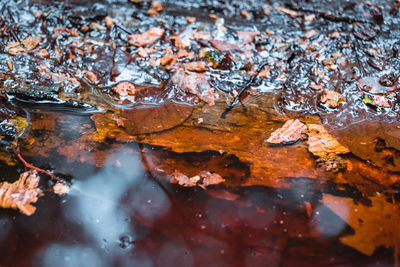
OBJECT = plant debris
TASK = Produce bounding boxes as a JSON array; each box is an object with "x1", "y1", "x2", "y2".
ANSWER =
[
  {"x1": 321, "y1": 194, "x2": 400, "y2": 256},
  {"x1": 320, "y1": 90, "x2": 346, "y2": 108},
  {"x1": 307, "y1": 124, "x2": 349, "y2": 171},
  {"x1": 171, "y1": 171, "x2": 225, "y2": 189},
  {"x1": 0, "y1": 170, "x2": 41, "y2": 216},
  {"x1": 171, "y1": 69, "x2": 216, "y2": 105},
  {"x1": 266, "y1": 119, "x2": 307, "y2": 144},
  {"x1": 307, "y1": 124, "x2": 350, "y2": 158}
]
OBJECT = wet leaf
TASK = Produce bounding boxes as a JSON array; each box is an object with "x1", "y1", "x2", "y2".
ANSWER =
[
  {"x1": 307, "y1": 124, "x2": 350, "y2": 158},
  {"x1": 266, "y1": 119, "x2": 307, "y2": 144},
  {"x1": 363, "y1": 95, "x2": 373, "y2": 105},
  {"x1": 321, "y1": 194, "x2": 400, "y2": 256},
  {"x1": 320, "y1": 90, "x2": 346, "y2": 108},
  {"x1": 171, "y1": 170, "x2": 225, "y2": 189},
  {"x1": 329, "y1": 121, "x2": 400, "y2": 172},
  {"x1": 0, "y1": 170, "x2": 41, "y2": 216},
  {"x1": 92, "y1": 101, "x2": 193, "y2": 136}
]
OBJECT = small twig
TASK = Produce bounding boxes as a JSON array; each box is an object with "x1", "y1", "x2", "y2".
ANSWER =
[
  {"x1": 221, "y1": 61, "x2": 268, "y2": 118},
  {"x1": 353, "y1": 41, "x2": 366, "y2": 76},
  {"x1": 284, "y1": 4, "x2": 369, "y2": 24},
  {"x1": 13, "y1": 149, "x2": 62, "y2": 182},
  {"x1": 6, "y1": 7, "x2": 21, "y2": 43},
  {"x1": 115, "y1": 23, "x2": 133, "y2": 35}
]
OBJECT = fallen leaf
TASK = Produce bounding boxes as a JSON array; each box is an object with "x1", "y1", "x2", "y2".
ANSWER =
[
  {"x1": 171, "y1": 170, "x2": 225, "y2": 189},
  {"x1": 198, "y1": 171, "x2": 225, "y2": 189},
  {"x1": 0, "y1": 170, "x2": 41, "y2": 216},
  {"x1": 307, "y1": 124, "x2": 350, "y2": 158},
  {"x1": 21, "y1": 37, "x2": 40, "y2": 51},
  {"x1": 320, "y1": 90, "x2": 346, "y2": 108},
  {"x1": 53, "y1": 183, "x2": 70, "y2": 195},
  {"x1": 127, "y1": 28, "x2": 164, "y2": 47},
  {"x1": 266, "y1": 119, "x2": 307, "y2": 144},
  {"x1": 171, "y1": 69, "x2": 216, "y2": 105},
  {"x1": 321, "y1": 194, "x2": 400, "y2": 256},
  {"x1": 275, "y1": 6, "x2": 298, "y2": 17}
]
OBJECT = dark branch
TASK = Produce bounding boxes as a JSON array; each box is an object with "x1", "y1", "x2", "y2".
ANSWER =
[{"x1": 221, "y1": 61, "x2": 268, "y2": 118}]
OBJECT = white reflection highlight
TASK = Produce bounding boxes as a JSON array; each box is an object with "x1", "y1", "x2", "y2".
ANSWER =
[
  {"x1": 0, "y1": 217, "x2": 12, "y2": 241},
  {"x1": 65, "y1": 149, "x2": 143, "y2": 251},
  {"x1": 119, "y1": 252, "x2": 154, "y2": 267},
  {"x1": 36, "y1": 243, "x2": 105, "y2": 267},
  {"x1": 313, "y1": 202, "x2": 349, "y2": 237}
]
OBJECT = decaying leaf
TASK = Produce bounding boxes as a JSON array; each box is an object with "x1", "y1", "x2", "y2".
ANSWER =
[
  {"x1": 53, "y1": 183, "x2": 70, "y2": 195},
  {"x1": 307, "y1": 124, "x2": 350, "y2": 158},
  {"x1": 21, "y1": 37, "x2": 40, "y2": 51},
  {"x1": 127, "y1": 28, "x2": 164, "y2": 47},
  {"x1": 320, "y1": 90, "x2": 346, "y2": 108},
  {"x1": 171, "y1": 170, "x2": 225, "y2": 189},
  {"x1": 315, "y1": 156, "x2": 347, "y2": 172},
  {"x1": 307, "y1": 124, "x2": 349, "y2": 171},
  {"x1": 171, "y1": 69, "x2": 216, "y2": 105},
  {"x1": 266, "y1": 119, "x2": 307, "y2": 144},
  {"x1": 0, "y1": 170, "x2": 41, "y2": 216},
  {"x1": 372, "y1": 95, "x2": 391, "y2": 108},
  {"x1": 321, "y1": 194, "x2": 400, "y2": 256}
]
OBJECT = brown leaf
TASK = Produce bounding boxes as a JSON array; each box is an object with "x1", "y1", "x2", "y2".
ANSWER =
[
  {"x1": 21, "y1": 37, "x2": 40, "y2": 51},
  {"x1": 171, "y1": 69, "x2": 216, "y2": 105},
  {"x1": 184, "y1": 61, "x2": 208, "y2": 72},
  {"x1": 372, "y1": 95, "x2": 391, "y2": 108},
  {"x1": 0, "y1": 170, "x2": 41, "y2": 216},
  {"x1": 209, "y1": 40, "x2": 239, "y2": 52},
  {"x1": 127, "y1": 28, "x2": 164, "y2": 47},
  {"x1": 170, "y1": 171, "x2": 199, "y2": 187},
  {"x1": 321, "y1": 194, "x2": 400, "y2": 256},
  {"x1": 171, "y1": 171, "x2": 225, "y2": 189},
  {"x1": 53, "y1": 183, "x2": 70, "y2": 195},
  {"x1": 92, "y1": 101, "x2": 193, "y2": 136},
  {"x1": 320, "y1": 90, "x2": 346, "y2": 108},
  {"x1": 112, "y1": 81, "x2": 136, "y2": 98},
  {"x1": 236, "y1": 31, "x2": 259, "y2": 45},
  {"x1": 198, "y1": 171, "x2": 225, "y2": 188},
  {"x1": 307, "y1": 124, "x2": 350, "y2": 158},
  {"x1": 266, "y1": 119, "x2": 307, "y2": 144},
  {"x1": 275, "y1": 6, "x2": 298, "y2": 17}
]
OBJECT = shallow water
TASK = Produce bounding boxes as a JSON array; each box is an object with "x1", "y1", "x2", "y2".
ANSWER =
[
  {"x1": 0, "y1": 111, "x2": 396, "y2": 267},
  {"x1": 1, "y1": 0, "x2": 400, "y2": 266}
]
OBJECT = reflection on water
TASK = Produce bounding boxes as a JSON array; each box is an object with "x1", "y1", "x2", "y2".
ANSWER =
[
  {"x1": 313, "y1": 203, "x2": 348, "y2": 238},
  {"x1": 65, "y1": 149, "x2": 143, "y2": 252},
  {"x1": 37, "y1": 244, "x2": 105, "y2": 267},
  {"x1": 0, "y1": 113, "x2": 396, "y2": 267}
]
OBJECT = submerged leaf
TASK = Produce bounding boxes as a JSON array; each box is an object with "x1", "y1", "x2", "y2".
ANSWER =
[
  {"x1": 171, "y1": 170, "x2": 225, "y2": 189},
  {"x1": 321, "y1": 194, "x2": 400, "y2": 256},
  {"x1": 307, "y1": 124, "x2": 350, "y2": 158}
]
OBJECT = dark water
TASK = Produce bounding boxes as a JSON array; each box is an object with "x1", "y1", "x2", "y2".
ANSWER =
[{"x1": 0, "y1": 112, "x2": 394, "y2": 267}]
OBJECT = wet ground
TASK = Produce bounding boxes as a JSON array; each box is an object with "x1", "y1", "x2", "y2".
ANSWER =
[{"x1": 1, "y1": 0, "x2": 400, "y2": 266}]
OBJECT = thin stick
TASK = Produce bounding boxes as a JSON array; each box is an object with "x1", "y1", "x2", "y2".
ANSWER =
[
  {"x1": 13, "y1": 149, "x2": 61, "y2": 181},
  {"x1": 221, "y1": 61, "x2": 268, "y2": 118},
  {"x1": 115, "y1": 23, "x2": 133, "y2": 35}
]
